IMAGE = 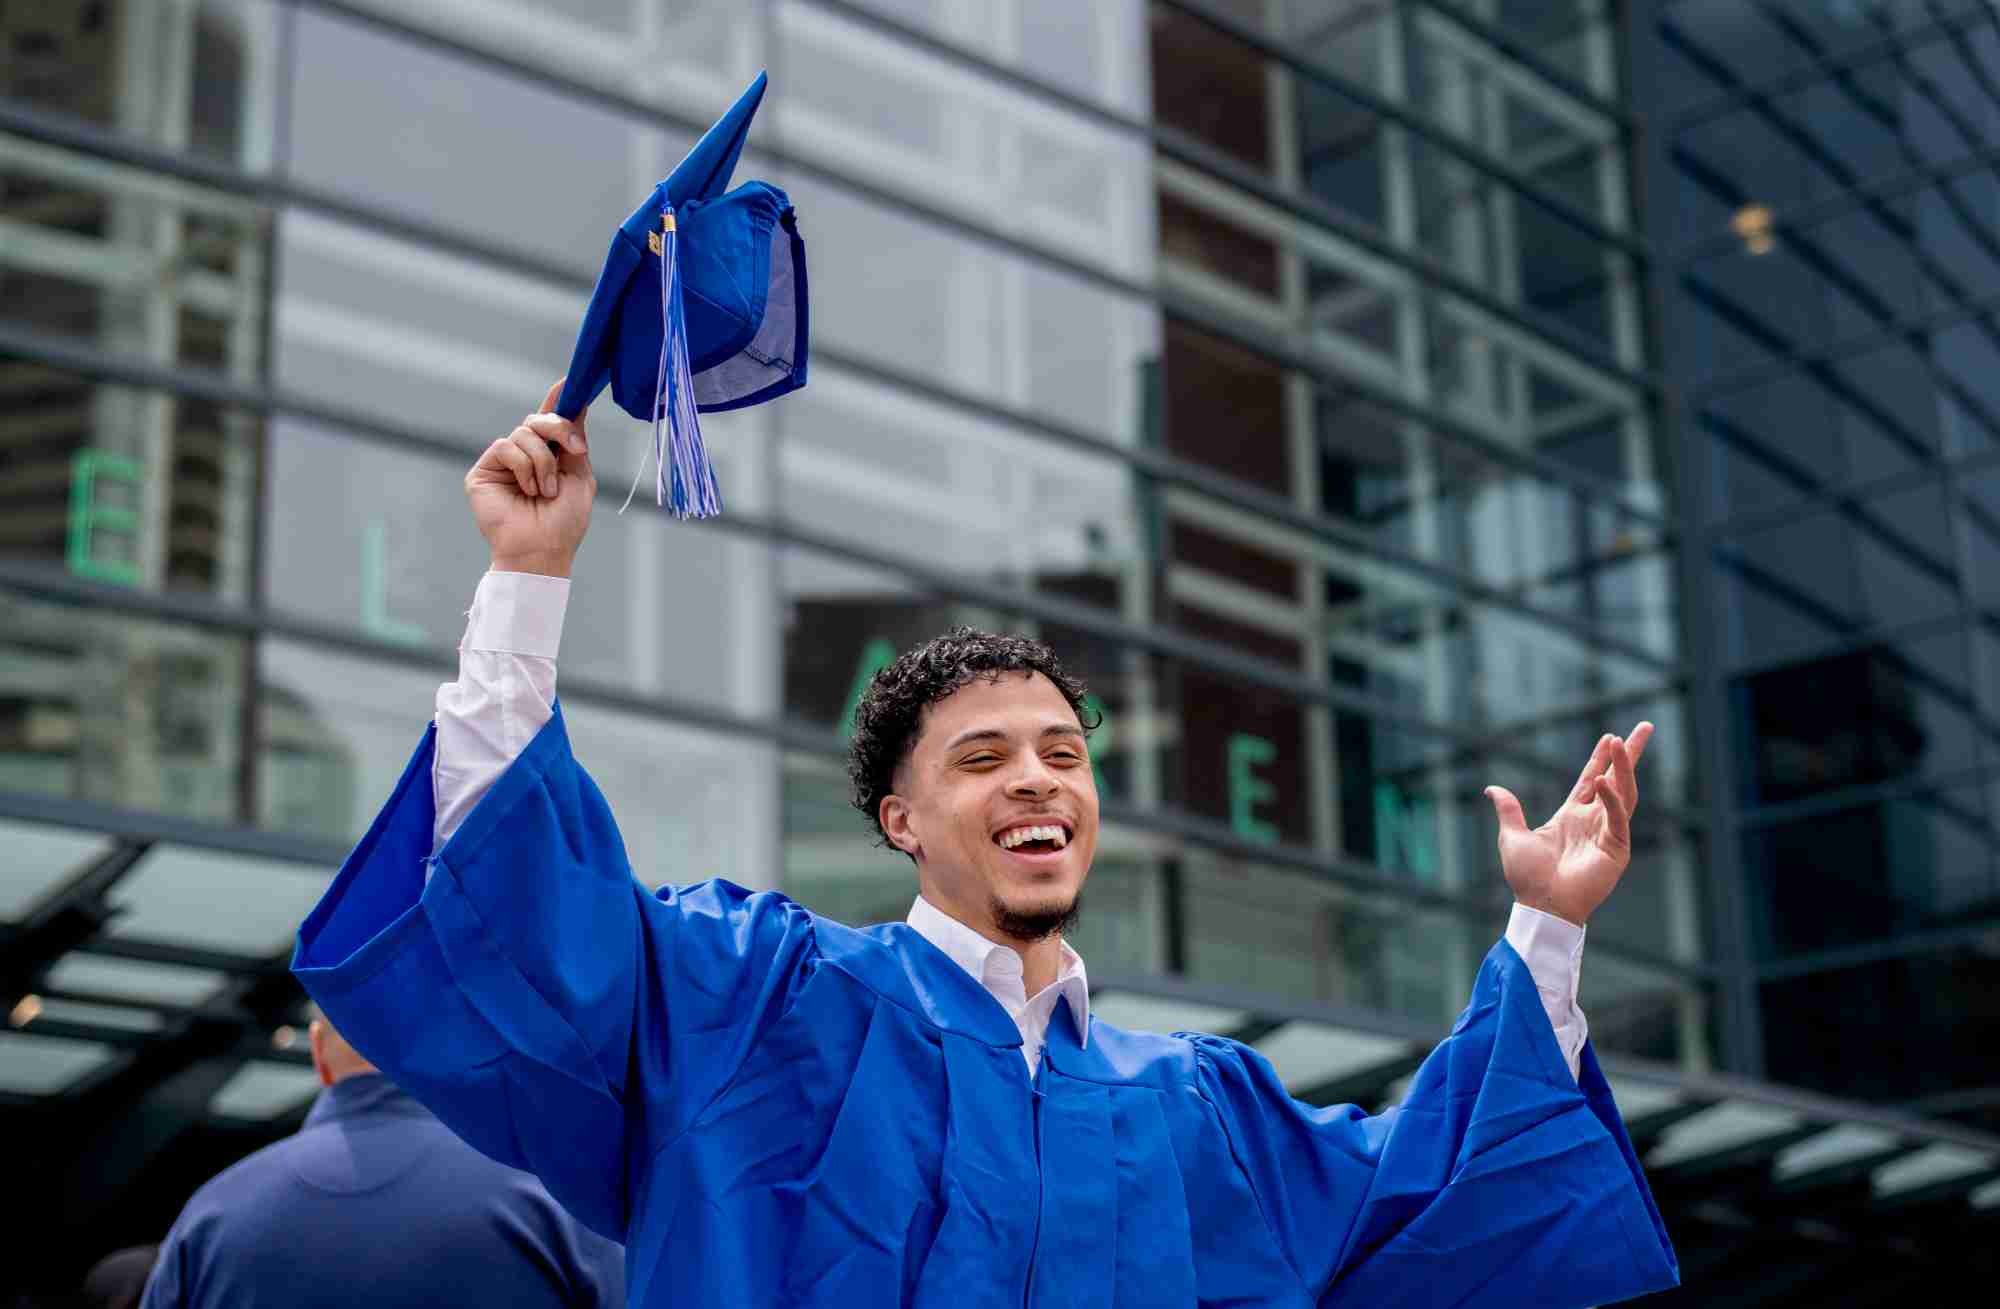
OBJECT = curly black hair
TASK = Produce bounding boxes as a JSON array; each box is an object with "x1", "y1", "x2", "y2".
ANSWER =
[{"x1": 848, "y1": 626, "x2": 1099, "y2": 854}]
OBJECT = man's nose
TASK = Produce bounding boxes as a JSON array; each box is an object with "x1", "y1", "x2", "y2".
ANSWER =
[{"x1": 1006, "y1": 759, "x2": 1059, "y2": 798}]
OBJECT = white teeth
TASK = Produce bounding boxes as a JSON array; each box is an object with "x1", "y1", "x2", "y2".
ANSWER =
[{"x1": 999, "y1": 824, "x2": 1068, "y2": 850}]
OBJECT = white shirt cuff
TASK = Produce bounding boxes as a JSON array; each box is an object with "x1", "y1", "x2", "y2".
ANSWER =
[
  {"x1": 1505, "y1": 901, "x2": 1586, "y2": 995},
  {"x1": 464, "y1": 570, "x2": 570, "y2": 658}
]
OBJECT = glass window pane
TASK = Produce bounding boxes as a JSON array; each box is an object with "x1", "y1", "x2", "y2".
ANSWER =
[
  {"x1": 774, "y1": 2, "x2": 1150, "y2": 278},
  {"x1": 209, "y1": 1061, "x2": 321, "y2": 1119},
  {"x1": 287, "y1": 6, "x2": 657, "y2": 269},
  {"x1": 44, "y1": 955, "x2": 229, "y2": 1008},
  {"x1": 777, "y1": 368, "x2": 1148, "y2": 610},
  {"x1": 1744, "y1": 783, "x2": 1998, "y2": 960},
  {"x1": 0, "y1": 1032, "x2": 117, "y2": 1094},
  {"x1": 0, "y1": 136, "x2": 269, "y2": 384},
  {"x1": 0, "y1": 364, "x2": 262, "y2": 601},
  {"x1": 0, "y1": 820, "x2": 111, "y2": 920},
  {"x1": 780, "y1": 172, "x2": 1156, "y2": 444},
  {"x1": 1730, "y1": 628, "x2": 1982, "y2": 808},
  {"x1": 1761, "y1": 945, "x2": 2000, "y2": 1103},
  {"x1": 105, "y1": 844, "x2": 330, "y2": 955},
  {"x1": 0, "y1": 0, "x2": 278, "y2": 169},
  {"x1": 1579, "y1": 956, "x2": 1710, "y2": 1066},
  {"x1": 262, "y1": 418, "x2": 780, "y2": 717},
  {"x1": 1182, "y1": 857, "x2": 1481, "y2": 1027},
  {"x1": 259, "y1": 638, "x2": 779, "y2": 887},
  {"x1": 0, "y1": 588, "x2": 245, "y2": 823},
  {"x1": 837, "y1": 0, "x2": 1150, "y2": 115}
]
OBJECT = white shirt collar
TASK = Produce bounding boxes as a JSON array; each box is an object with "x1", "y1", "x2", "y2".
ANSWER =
[{"x1": 906, "y1": 895, "x2": 1090, "y2": 1045}]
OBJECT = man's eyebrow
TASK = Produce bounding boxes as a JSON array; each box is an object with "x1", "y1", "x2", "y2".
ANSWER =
[{"x1": 943, "y1": 723, "x2": 1087, "y2": 752}]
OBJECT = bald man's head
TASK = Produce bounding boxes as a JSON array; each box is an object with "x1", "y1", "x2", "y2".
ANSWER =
[{"x1": 308, "y1": 1008, "x2": 377, "y2": 1087}]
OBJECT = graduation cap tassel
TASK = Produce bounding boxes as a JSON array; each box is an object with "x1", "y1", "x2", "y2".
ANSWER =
[{"x1": 650, "y1": 206, "x2": 723, "y2": 520}]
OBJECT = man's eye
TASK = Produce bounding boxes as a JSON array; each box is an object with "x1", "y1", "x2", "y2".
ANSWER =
[
  {"x1": 961, "y1": 754, "x2": 1000, "y2": 766},
  {"x1": 1049, "y1": 751, "x2": 1083, "y2": 763}
]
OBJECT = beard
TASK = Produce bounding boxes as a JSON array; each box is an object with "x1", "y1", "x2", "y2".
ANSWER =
[{"x1": 989, "y1": 889, "x2": 1082, "y2": 943}]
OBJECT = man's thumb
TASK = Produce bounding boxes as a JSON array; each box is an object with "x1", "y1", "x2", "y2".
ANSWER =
[{"x1": 1485, "y1": 786, "x2": 1528, "y2": 835}]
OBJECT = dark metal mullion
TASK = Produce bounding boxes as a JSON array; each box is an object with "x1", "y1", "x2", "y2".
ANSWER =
[
  {"x1": 1697, "y1": 406, "x2": 1964, "y2": 596},
  {"x1": 1683, "y1": 255, "x2": 2000, "y2": 589},
  {"x1": 1153, "y1": 0, "x2": 1643, "y2": 259},
  {"x1": 1683, "y1": 272, "x2": 1939, "y2": 478},
  {"x1": 1674, "y1": 133, "x2": 2000, "y2": 267},
  {"x1": 1698, "y1": 89, "x2": 2000, "y2": 394},
  {"x1": 1667, "y1": 1, "x2": 1997, "y2": 130},
  {"x1": 1151, "y1": 123, "x2": 1664, "y2": 414},
  {"x1": 1736, "y1": 754, "x2": 2000, "y2": 834},
  {"x1": 1681, "y1": 266, "x2": 2000, "y2": 574},
  {"x1": 0, "y1": 317, "x2": 1681, "y2": 684},
  {"x1": 1713, "y1": 549, "x2": 2000, "y2": 747},
  {"x1": 1756, "y1": 916, "x2": 2000, "y2": 983},
  {"x1": 1893, "y1": 1, "x2": 2000, "y2": 133},
  {"x1": 1813, "y1": 1, "x2": 2000, "y2": 352},
  {"x1": 0, "y1": 99, "x2": 1669, "y2": 527},
  {"x1": 1677, "y1": 13, "x2": 2000, "y2": 398},
  {"x1": 4, "y1": 566, "x2": 1723, "y2": 949},
  {"x1": 1697, "y1": 280, "x2": 2000, "y2": 403},
  {"x1": 283, "y1": 0, "x2": 1662, "y2": 399},
  {"x1": 0, "y1": 545, "x2": 1699, "y2": 842},
  {"x1": 1400, "y1": 0, "x2": 1631, "y2": 129}
]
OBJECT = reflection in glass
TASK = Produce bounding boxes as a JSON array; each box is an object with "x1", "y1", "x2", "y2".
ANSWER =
[
  {"x1": 0, "y1": 589, "x2": 244, "y2": 823},
  {"x1": 1182, "y1": 855, "x2": 1479, "y2": 1026},
  {"x1": 1761, "y1": 946, "x2": 2000, "y2": 1106},
  {"x1": 0, "y1": 0, "x2": 275, "y2": 168},
  {"x1": 1744, "y1": 783, "x2": 1998, "y2": 961},
  {"x1": 776, "y1": 368, "x2": 1148, "y2": 614}
]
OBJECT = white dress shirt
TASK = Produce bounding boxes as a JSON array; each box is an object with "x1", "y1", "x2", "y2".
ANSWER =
[
  {"x1": 430, "y1": 571, "x2": 1592, "y2": 1083},
  {"x1": 906, "y1": 893, "x2": 1090, "y2": 1075}
]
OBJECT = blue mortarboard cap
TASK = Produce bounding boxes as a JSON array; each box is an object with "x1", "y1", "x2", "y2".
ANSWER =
[{"x1": 554, "y1": 72, "x2": 809, "y2": 518}]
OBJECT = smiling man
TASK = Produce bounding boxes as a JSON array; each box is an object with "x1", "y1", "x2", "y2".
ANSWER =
[{"x1": 293, "y1": 390, "x2": 1678, "y2": 1308}]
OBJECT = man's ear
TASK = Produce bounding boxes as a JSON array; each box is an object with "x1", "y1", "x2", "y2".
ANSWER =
[
  {"x1": 309, "y1": 1019, "x2": 333, "y2": 1088},
  {"x1": 879, "y1": 794, "x2": 921, "y2": 858}
]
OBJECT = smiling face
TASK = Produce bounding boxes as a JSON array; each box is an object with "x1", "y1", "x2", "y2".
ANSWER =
[{"x1": 878, "y1": 671, "x2": 1099, "y2": 944}]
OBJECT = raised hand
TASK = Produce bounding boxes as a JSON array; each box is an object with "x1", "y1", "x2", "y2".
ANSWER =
[
  {"x1": 1484, "y1": 723, "x2": 1654, "y2": 926},
  {"x1": 466, "y1": 380, "x2": 597, "y2": 578}
]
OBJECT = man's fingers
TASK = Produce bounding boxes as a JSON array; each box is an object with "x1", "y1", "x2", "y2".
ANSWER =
[
  {"x1": 1571, "y1": 734, "x2": 1614, "y2": 801},
  {"x1": 1594, "y1": 769, "x2": 1631, "y2": 851},
  {"x1": 478, "y1": 437, "x2": 538, "y2": 498},
  {"x1": 524, "y1": 411, "x2": 588, "y2": 456},
  {"x1": 506, "y1": 425, "x2": 559, "y2": 497},
  {"x1": 1485, "y1": 786, "x2": 1529, "y2": 836},
  {"x1": 1608, "y1": 736, "x2": 1639, "y2": 815},
  {"x1": 1627, "y1": 721, "x2": 1655, "y2": 767},
  {"x1": 539, "y1": 378, "x2": 565, "y2": 414}
]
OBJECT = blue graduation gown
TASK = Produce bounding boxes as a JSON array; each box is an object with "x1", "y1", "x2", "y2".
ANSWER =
[{"x1": 293, "y1": 707, "x2": 1678, "y2": 1308}]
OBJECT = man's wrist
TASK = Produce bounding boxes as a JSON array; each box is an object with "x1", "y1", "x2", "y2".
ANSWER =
[{"x1": 489, "y1": 551, "x2": 574, "y2": 578}]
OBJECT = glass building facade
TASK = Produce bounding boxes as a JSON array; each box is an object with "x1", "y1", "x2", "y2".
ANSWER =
[
  {"x1": 1639, "y1": 0, "x2": 2000, "y2": 1123},
  {"x1": 0, "y1": 0, "x2": 1698, "y2": 1039},
  {"x1": 9, "y1": 0, "x2": 1996, "y2": 1301}
]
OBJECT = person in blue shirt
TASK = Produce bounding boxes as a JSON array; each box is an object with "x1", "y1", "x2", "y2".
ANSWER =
[
  {"x1": 293, "y1": 394, "x2": 1677, "y2": 1307},
  {"x1": 138, "y1": 1010, "x2": 623, "y2": 1309}
]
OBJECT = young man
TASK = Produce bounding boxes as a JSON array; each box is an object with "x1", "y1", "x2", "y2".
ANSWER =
[{"x1": 294, "y1": 389, "x2": 1676, "y2": 1307}]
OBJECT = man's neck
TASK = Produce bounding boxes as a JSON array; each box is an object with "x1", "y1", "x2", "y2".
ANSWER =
[{"x1": 918, "y1": 889, "x2": 1070, "y2": 996}]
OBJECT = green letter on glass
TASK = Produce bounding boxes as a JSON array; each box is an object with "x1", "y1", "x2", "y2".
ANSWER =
[
  {"x1": 1227, "y1": 732, "x2": 1279, "y2": 844},
  {"x1": 66, "y1": 449, "x2": 144, "y2": 586},
  {"x1": 1372, "y1": 779, "x2": 1439, "y2": 880}
]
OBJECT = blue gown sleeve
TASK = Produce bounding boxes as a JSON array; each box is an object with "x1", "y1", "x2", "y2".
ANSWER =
[
  {"x1": 291, "y1": 705, "x2": 815, "y2": 1239},
  {"x1": 1188, "y1": 941, "x2": 1678, "y2": 1308}
]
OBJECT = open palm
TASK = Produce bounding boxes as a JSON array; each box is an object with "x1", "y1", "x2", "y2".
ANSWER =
[{"x1": 1484, "y1": 723, "x2": 1653, "y2": 926}]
